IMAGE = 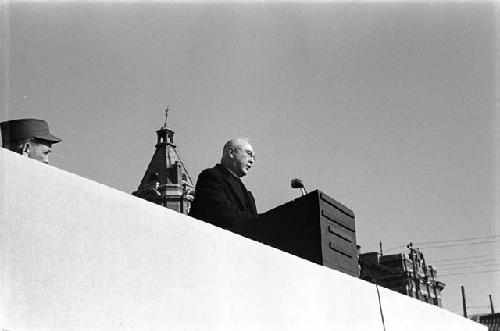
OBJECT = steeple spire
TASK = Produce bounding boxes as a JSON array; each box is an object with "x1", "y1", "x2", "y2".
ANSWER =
[{"x1": 156, "y1": 106, "x2": 175, "y2": 147}]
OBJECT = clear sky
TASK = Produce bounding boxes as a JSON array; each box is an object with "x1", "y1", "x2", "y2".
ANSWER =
[{"x1": 1, "y1": 1, "x2": 498, "y2": 317}]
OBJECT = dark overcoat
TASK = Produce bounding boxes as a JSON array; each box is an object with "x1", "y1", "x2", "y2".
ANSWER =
[{"x1": 189, "y1": 164, "x2": 258, "y2": 229}]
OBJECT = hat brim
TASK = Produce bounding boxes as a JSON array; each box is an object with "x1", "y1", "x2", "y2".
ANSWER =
[{"x1": 33, "y1": 132, "x2": 62, "y2": 144}]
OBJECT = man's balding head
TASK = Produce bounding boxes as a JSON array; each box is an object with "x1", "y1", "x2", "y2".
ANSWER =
[{"x1": 221, "y1": 138, "x2": 255, "y2": 177}]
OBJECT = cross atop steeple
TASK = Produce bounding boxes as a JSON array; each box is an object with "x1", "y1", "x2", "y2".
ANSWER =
[
  {"x1": 157, "y1": 107, "x2": 175, "y2": 146},
  {"x1": 164, "y1": 106, "x2": 170, "y2": 128}
]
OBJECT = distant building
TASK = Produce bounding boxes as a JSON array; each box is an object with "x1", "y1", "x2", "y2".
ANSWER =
[
  {"x1": 471, "y1": 313, "x2": 500, "y2": 331},
  {"x1": 132, "y1": 108, "x2": 195, "y2": 214},
  {"x1": 359, "y1": 244, "x2": 445, "y2": 307}
]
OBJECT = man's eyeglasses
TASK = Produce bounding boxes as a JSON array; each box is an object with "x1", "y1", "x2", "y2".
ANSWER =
[{"x1": 234, "y1": 147, "x2": 256, "y2": 161}]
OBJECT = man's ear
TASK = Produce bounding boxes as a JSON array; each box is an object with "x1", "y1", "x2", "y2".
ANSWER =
[
  {"x1": 228, "y1": 147, "x2": 236, "y2": 158},
  {"x1": 22, "y1": 142, "x2": 30, "y2": 155}
]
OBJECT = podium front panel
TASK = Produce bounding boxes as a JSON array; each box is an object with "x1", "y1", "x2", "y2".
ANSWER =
[{"x1": 233, "y1": 190, "x2": 359, "y2": 277}]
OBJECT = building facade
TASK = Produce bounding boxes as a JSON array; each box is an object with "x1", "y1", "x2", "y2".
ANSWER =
[
  {"x1": 359, "y1": 244, "x2": 445, "y2": 307},
  {"x1": 471, "y1": 313, "x2": 500, "y2": 331}
]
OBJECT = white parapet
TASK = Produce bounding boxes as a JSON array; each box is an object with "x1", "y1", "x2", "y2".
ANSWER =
[{"x1": 0, "y1": 148, "x2": 485, "y2": 331}]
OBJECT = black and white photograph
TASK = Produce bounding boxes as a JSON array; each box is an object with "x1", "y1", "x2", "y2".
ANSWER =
[{"x1": 0, "y1": 1, "x2": 498, "y2": 330}]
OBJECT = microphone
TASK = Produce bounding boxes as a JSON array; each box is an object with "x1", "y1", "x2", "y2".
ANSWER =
[{"x1": 291, "y1": 178, "x2": 307, "y2": 196}]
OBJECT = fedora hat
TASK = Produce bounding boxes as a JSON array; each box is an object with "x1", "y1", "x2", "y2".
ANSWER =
[{"x1": 0, "y1": 118, "x2": 62, "y2": 145}]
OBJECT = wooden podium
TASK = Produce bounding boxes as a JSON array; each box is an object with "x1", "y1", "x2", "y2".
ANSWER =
[{"x1": 233, "y1": 190, "x2": 359, "y2": 277}]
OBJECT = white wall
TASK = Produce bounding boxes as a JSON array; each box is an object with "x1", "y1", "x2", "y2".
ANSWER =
[{"x1": 0, "y1": 148, "x2": 485, "y2": 331}]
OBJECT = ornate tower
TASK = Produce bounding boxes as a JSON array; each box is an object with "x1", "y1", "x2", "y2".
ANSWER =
[{"x1": 132, "y1": 108, "x2": 195, "y2": 214}]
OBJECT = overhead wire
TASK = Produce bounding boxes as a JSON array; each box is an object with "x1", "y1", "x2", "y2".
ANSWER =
[
  {"x1": 383, "y1": 234, "x2": 499, "y2": 253},
  {"x1": 431, "y1": 258, "x2": 497, "y2": 267},
  {"x1": 416, "y1": 240, "x2": 497, "y2": 249},
  {"x1": 439, "y1": 269, "x2": 500, "y2": 277},
  {"x1": 437, "y1": 262, "x2": 500, "y2": 271},
  {"x1": 429, "y1": 253, "x2": 500, "y2": 264},
  {"x1": 414, "y1": 234, "x2": 500, "y2": 245},
  {"x1": 375, "y1": 236, "x2": 499, "y2": 281}
]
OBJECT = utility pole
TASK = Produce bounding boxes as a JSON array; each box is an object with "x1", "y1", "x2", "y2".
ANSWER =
[
  {"x1": 490, "y1": 294, "x2": 495, "y2": 314},
  {"x1": 462, "y1": 286, "x2": 467, "y2": 318},
  {"x1": 379, "y1": 241, "x2": 383, "y2": 255}
]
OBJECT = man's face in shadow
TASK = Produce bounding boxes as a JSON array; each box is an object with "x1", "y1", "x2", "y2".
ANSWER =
[{"x1": 24, "y1": 139, "x2": 53, "y2": 164}]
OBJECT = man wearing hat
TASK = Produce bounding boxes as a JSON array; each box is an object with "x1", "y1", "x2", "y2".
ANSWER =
[{"x1": 1, "y1": 118, "x2": 62, "y2": 164}]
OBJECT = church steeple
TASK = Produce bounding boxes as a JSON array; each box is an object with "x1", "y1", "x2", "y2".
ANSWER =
[{"x1": 132, "y1": 107, "x2": 195, "y2": 214}]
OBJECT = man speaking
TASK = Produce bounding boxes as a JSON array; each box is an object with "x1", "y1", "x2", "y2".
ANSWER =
[{"x1": 189, "y1": 138, "x2": 258, "y2": 229}]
